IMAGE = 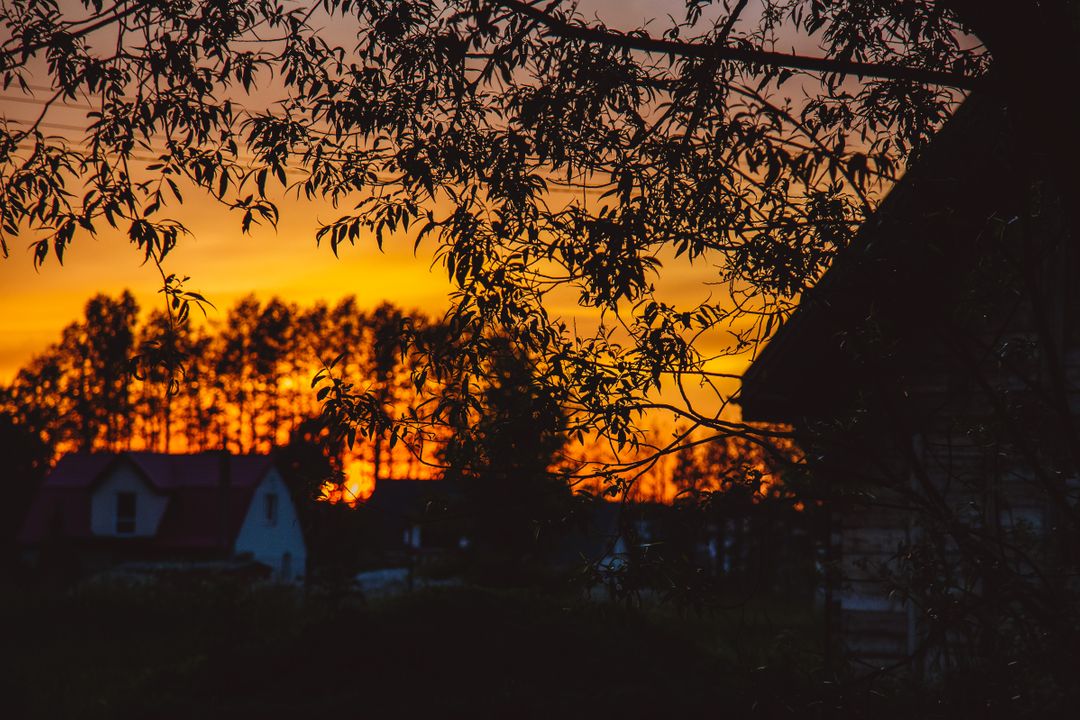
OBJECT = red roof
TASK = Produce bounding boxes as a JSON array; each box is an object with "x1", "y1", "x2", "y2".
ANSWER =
[{"x1": 19, "y1": 452, "x2": 276, "y2": 550}]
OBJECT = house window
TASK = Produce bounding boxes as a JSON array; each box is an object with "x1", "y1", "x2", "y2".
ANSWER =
[
  {"x1": 116, "y1": 492, "x2": 136, "y2": 534},
  {"x1": 265, "y1": 493, "x2": 278, "y2": 526}
]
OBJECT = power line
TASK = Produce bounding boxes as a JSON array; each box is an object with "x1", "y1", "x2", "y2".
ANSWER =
[
  {"x1": 5, "y1": 118, "x2": 89, "y2": 133},
  {"x1": 0, "y1": 94, "x2": 96, "y2": 110}
]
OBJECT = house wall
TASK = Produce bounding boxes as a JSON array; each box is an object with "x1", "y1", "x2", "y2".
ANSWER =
[
  {"x1": 232, "y1": 469, "x2": 307, "y2": 583},
  {"x1": 835, "y1": 497, "x2": 913, "y2": 668},
  {"x1": 833, "y1": 353, "x2": 1061, "y2": 675},
  {"x1": 90, "y1": 461, "x2": 168, "y2": 537}
]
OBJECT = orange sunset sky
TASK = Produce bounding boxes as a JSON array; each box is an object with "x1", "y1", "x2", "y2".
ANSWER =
[{"x1": 0, "y1": 1, "x2": 814, "y2": 392}]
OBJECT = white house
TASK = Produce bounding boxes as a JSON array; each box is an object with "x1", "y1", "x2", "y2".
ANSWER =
[{"x1": 19, "y1": 451, "x2": 307, "y2": 583}]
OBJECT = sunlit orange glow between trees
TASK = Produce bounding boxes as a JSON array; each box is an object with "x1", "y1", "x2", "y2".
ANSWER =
[{"x1": 319, "y1": 459, "x2": 377, "y2": 506}]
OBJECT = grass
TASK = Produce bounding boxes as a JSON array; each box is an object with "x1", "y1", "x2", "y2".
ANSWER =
[{"x1": 0, "y1": 578, "x2": 828, "y2": 719}]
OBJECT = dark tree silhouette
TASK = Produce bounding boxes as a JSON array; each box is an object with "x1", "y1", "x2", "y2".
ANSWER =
[
  {"x1": 440, "y1": 337, "x2": 569, "y2": 582},
  {"x1": 3, "y1": 292, "x2": 138, "y2": 453},
  {"x1": 0, "y1": 294, "x2": 447, "y2": 488},
  {"x1": 365, "y1": 302, "x2": 408, "y2": 486},
  {"x1": 0, "y1": 408, "x2": 50, "y2": 563},
  {"x1": 83, "y1": 292, "x2": 138, "y2": 450},
  {"x1": 0, "y1": 0, "x2": 997, "y2": 462},
  {"x1": 4, "y1": 2, "x2": 1073, "y2": 506},
  {"x1": 1, "y1": 2, "x2": 1075, "y2": 467}
]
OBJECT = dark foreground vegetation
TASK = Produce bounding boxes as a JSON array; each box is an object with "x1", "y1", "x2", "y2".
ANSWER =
[
  {"x1": 0, "y1": 578, "x2": 830, "y2": 719},
  {"x1": 1, "y1": 576, "x2": 1046, "y2": 720}
]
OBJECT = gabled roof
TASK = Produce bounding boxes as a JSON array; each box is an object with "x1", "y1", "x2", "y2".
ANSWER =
[
  {"x1": 39, "y1": 451, "x2": 271, "y2": 491},
  {"x1": 19, "y1": 451, "x2": 277, "y2": 550},
  {"x1": 739, "y1": 88, "x2": 1011, "y2": 423}
]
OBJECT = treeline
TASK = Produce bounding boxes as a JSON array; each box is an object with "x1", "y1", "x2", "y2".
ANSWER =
[
  {"x1": 0, "y1": 292, "x2": 437, "y2": 481},
  {"x1": 0, "y1": 291, "x2": 798, "y2": 509}
]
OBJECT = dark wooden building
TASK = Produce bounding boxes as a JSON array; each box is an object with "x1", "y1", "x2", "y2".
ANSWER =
[{"x1": 740, "y1": 87, "x2": 1079, "y2": 675}]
